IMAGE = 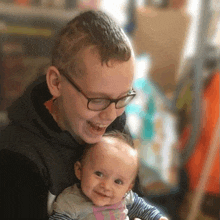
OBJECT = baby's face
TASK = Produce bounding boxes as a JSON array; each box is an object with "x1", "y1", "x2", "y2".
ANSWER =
[{"x1": 75, "y1": 137, "x2": 138, "y2": 207}]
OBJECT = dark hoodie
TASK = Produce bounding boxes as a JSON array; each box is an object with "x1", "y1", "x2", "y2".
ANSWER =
[{"x1": 0, "y1": 75, "x2": 127, "y2": 219}]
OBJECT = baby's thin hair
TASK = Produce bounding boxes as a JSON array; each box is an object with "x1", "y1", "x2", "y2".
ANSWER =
[
  {"x1": 79, "y1": 131, "x2": 139, "y2": 184},
  {"x1": 103, "y1": 130, "x2": 134, "y2": 148},
  {"x1": 80, "y1": 131, "x2": 134, "y2": 163}
]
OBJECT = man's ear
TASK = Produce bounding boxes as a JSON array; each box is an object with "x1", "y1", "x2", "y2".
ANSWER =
[
  {"x1": 74, "y1": 161, "x2": 82, "y2": 181},
  {"x1": 46, "y1": 66, "x2": 62, "y2": 99}
]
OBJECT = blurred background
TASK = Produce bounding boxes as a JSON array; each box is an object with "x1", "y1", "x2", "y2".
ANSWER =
[{"x1": 0, "y1": 0, "x2": 219, "y2": 219}]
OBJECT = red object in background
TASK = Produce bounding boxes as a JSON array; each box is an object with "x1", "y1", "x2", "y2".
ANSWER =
[
  {"x1": 14, "y1": 0, "x2": 30, "y2": 6},
  {"x1": 179, "y1": 72, "x2": 219, "y2": 194}
]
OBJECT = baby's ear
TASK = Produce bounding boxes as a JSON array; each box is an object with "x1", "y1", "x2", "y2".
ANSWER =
[
  {"x1": 74, "y1": 161, "x2": 82, "y2": 181},
  {"x1": 127, "y1": 183, "x2": 134, "y2": 193}
]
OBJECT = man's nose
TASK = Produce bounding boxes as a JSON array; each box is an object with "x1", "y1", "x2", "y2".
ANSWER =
[{"x1": 99, "y1": 103, "x2": 124, "y2": 121}]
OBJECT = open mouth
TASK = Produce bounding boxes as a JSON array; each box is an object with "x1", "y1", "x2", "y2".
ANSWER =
[{"x1": 88, "y1": 121, "x2": 108, "y2": 134}]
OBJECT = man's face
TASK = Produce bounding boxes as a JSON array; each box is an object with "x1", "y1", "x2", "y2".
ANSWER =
[
  {"x1": 75, "y1": 137, "x2": 138, "y2": 206},
  {"x1": 58, "y1": 46, "x2": 135, "y2": 144}
]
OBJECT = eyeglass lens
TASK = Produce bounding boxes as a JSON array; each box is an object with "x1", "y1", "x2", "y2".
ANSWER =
[{"x1": 88, "y1": 94, "x2": 135, "y2": 111}]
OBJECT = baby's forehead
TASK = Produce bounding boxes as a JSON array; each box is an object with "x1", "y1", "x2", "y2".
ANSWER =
[
  {"x1": 88, "y1": 137, "x2": 138, "y2": 161},
  {"x1": 97, "y1": 136, "x2": 133, "y2": 151},
  {"x1": 88, "y1": 138, "x2": 138, "y2": 178}
]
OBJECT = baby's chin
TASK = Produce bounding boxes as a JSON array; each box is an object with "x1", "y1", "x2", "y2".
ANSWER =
[
  {"x1": 93, "y1": 201, "x2": 111, "y2": 207},
  {"x1": 92, "y1": 199, "x2": 121, "y2": 207}
]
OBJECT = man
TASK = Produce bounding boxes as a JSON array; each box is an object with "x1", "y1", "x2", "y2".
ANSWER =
[{"x1": 0, "y1": 10, "x2": 136, "y2": 219}]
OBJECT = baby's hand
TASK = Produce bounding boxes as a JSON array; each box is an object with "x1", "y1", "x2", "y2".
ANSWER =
[{"x1": 134, "y1": 218, "x2": 168, "y2": 220}]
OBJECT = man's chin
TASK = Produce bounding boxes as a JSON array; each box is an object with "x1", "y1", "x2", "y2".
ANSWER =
[
  {"x1": 81, "y1": 130, "x2": 104, "y2": 144},
  {"x1": 81, "y1": 135, "x2": 102, "y2": 144},
  {"x1": 68, "y1": 128, "x2": 103, "y2": 144},
  {"x1": 86, "y1": 121, "x2": 107, "y2": 137}
]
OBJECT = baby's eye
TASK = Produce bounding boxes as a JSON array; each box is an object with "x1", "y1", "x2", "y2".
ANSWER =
[
  {"x1": 94, "y1": 171, "x2": 103, "y2": 177},
  {"x1": 115, "y1": 179, "x2": 123, "y2": 185}
]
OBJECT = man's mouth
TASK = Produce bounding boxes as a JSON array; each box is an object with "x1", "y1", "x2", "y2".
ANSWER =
[{"x1": 88, "y1": 121, "x2": 108, "y2": 133}]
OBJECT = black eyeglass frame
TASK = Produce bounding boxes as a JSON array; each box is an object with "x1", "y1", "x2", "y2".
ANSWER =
[{"x1": 58, "y1": 69, "x2": 136, "y2": 111}]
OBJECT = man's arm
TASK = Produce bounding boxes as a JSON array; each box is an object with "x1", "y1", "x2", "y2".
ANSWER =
[{"x1": 0, "y1": 150, "x2": 48, "y2": 219}]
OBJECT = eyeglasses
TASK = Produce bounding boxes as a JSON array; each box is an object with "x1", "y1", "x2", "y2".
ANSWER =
[{"x1": 59, "y1": 69, "x2": 136, "y2": 111}]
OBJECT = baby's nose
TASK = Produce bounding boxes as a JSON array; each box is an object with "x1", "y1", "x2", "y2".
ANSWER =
[{"x1": 100, "y1": 179, "x2": 112, "y2": 191}]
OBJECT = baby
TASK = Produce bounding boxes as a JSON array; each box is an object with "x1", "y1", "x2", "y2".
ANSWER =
[{"x1": 50, "y1": 131, "x2": 168, "y2": 220}]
